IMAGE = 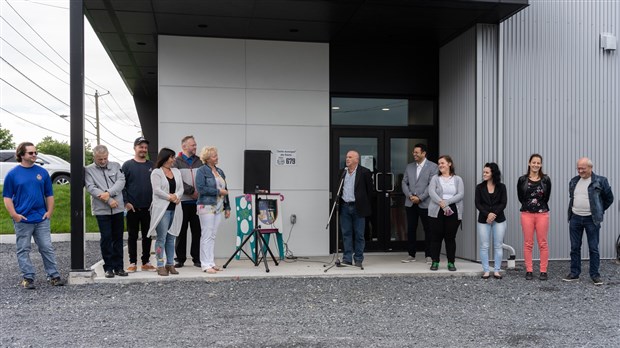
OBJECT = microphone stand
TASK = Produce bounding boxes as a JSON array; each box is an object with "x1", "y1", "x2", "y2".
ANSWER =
[{"x1": 324, "y1": 168, "x2": 356, "y2": 272}]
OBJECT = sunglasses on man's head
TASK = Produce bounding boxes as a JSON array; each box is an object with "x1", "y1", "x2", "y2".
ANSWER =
[{"x1": 26, "y1": 151, "x2": 38, "y2": 156}]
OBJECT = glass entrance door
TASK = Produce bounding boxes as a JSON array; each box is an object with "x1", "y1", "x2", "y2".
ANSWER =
[{"x1": 331, "y1": 129, "x2": 436, "y2": 252}]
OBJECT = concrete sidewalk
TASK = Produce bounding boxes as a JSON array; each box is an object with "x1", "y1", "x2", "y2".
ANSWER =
[{"x1": 91, "y1": 252, "x2": 484, "y2": 283}]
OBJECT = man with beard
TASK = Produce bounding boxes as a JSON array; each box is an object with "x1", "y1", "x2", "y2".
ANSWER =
[
  {"x1": 122, "y1": 137, "x2": 156, "y2": 272},
  {"x1": 173, "y1": 135, "x2": 202, "y2": 268}
]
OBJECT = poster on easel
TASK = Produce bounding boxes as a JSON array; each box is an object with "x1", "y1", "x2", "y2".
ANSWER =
[
  {"x1": 255, "y1": 196, "x2": 282, "y2": 231},
  {"x1": 234, "y1": 194, "x2": 285, "y2": 260}
]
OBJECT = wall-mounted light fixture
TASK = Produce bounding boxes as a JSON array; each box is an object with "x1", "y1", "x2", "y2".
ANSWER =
[{"x1": 600, "y1": 33, "x2": 617, "y2": 51}]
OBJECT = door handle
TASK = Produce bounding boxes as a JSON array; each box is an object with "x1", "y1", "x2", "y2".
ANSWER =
[
  {"x1": 386, "y1": 172, "x2": 395, "y2": 192},
  {"x1": 375, "y1": 172, "x2": 382, "y2": 192}
]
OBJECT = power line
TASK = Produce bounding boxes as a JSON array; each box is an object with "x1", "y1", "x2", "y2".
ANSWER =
[
  {"x1": 2, "y1": 56, "x2": 132, "y2": 145},
  {"x1": 0, "y1": 77, "x2": 69, "y2": 121},
  {"x1": 0, "y1": 77, "x2": 126, "y2": 152},
  {"x1": 4, "y1": 1, "x2": 108, "y2": 93},
  {"x1": 108, "y1": 93, "x2": 140, "y2": 126},
  {"x1": 2, "y1": 2, "x2": 142, "y2": 129},
  {"x1": 0, "y1": 107, "x2": 69, "y2": 137},
  {"x1": 25, "y1": 0, "x2": 67, "y2": 10},
  {"x1": 100, "y1": 96, "x2": 138, "y2": 127},
  {"x1": 0, "y1": 15, "x2": 74, "y2": 88},
  {"x1": 1, "y1": 55, "x2": 70, "y2": 108},
  {"x1": 0, "y1": 37, "x2": 70, "y2": 88},
  {"x1": 6, "y1": 1, "x2": 69, "y2": 66}
]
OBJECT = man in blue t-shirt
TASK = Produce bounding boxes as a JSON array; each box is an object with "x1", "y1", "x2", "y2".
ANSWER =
[{"x1": 2, "y1": 142, "x2": 64, "y2": 289}]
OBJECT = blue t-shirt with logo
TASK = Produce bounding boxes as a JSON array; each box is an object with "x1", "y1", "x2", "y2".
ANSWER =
[{"x1": 2, "y1": 165, "x2": 53, "y2": 223}]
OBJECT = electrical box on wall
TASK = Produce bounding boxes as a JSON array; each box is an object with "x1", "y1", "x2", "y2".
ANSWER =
[{"x1": 600, "y1": 33, "x2": 617, "y2": 51}]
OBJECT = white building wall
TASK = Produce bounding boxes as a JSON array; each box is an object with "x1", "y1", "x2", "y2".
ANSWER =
[
  {"x1": 501, "y1": 0, "x2": 619, "y2": 259},
  {"x1": 158, "y1": 36, "x2": 330, "y2": 257}
]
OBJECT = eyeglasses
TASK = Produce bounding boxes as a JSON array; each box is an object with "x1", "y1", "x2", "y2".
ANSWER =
[{"x1": 27, "y1": 151, "x2": 38, "y2": 156}]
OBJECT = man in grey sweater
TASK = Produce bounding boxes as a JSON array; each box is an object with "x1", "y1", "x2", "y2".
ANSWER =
[{"x1": 85, "y1": 145, "x2": 128, "y2": 278}]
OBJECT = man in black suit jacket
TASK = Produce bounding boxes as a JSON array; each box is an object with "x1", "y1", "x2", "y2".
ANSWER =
[{"x1": 339, "y1": 150, "x2": 373, "y2": 267}]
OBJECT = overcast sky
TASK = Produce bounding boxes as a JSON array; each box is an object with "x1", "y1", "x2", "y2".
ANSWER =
[{"x1": 1, "y1": 0, "x2": 142, "y2": 162}]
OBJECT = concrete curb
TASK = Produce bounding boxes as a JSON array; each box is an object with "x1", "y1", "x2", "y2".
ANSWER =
[{"x1": 0, "y1": 232, "x2": 129, "y2": 244}]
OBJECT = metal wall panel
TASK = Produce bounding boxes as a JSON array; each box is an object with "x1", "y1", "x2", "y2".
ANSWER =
[
  {"x1": 439, "y1": 27, "x2": 478, "y2": 260},
  {"x1": 501, "y1": 0, "x2": 619, "y2": 259}
]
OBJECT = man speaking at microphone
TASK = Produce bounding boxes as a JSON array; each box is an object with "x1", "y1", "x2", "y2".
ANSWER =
[{"x1": 339, "y1": 150, "x2": 373, "y2": 268}]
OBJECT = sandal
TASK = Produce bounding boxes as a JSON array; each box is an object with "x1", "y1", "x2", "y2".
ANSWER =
[
  {"x1": 493, "y1": 273, "x2": 503, "y2": 279},
  {"x1": 212, "y1": 265, "x2": 223, "y2": 271},
  {"x1": 481, "y1": 272, "x2": 490, "y2": 279},
  {"x1": 204, "y1": 268, "x2": 217, "y2": 274}
]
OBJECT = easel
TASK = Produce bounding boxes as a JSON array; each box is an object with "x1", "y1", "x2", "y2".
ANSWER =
[{"x1": 223, "y1": 194, "x2": 279, "y2": 272}]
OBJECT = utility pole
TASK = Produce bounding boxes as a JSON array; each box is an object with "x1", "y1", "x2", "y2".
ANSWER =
[{"x1": 89, "y1": 90, "x2": 109, "y2": 145}]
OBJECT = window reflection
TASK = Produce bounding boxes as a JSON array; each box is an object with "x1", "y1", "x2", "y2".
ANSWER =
[{"x1": 331, "y1": 97, "x2": 434, "y2": 126}]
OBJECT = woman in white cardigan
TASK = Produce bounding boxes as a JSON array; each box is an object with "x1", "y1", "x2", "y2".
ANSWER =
[
  {"x1": 147, "y1": 148, "x2": 184, "y2": 276},
  {"x1": 428, "y1": 155, "x2": 464, "y2": 272}
]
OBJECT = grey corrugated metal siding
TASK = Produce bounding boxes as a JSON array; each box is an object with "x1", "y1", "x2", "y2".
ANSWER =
[
  {"x1": 439, "y1": 27, "x2": 478, "y2": 260},
  {"x1": 501, "y1": 0, "x2": 619, "y2": 260}
]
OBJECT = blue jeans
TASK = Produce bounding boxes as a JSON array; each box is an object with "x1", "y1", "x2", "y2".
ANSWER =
[
  {"x1": 477, "y1": 221, "x2": 506, "y2": 273},
  {"x1": 569, "y1": 215, "x2": 600, "y2": 278},
  {"x1": 96, "y1": 213, "x2": 125, "y2": 272},
  {"x1": 14, "y1": 219, "x2": 60, "y2": 280},
  {"x1": 340, "y1": 204, "x2": 366, "y2": 263},
  {"x1": 155, "y1": 210, "x2": 177, "y2": 267}
]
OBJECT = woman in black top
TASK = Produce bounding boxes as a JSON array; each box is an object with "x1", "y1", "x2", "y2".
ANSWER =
[
  {"x1": 475, "y1": 163, "x2": 507, "y2": 279},
  {"x1": 516, "y1": 154, "x2": 551, "y2": 281}
]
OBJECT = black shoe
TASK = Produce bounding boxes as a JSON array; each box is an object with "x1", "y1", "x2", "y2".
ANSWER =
[
  {"x1": 193, "y1": 262, "x2": 201, "y2": 268},
  {"x1": 48, "y1": 276, "x2": 65, "y2": 286},
  {"x1": 562, "y1": 273, "x2": 579, "y2": 282},
  {"x1": 539, "y1": 272, "x2": 548, "y2": 281},
  {"x1": 525, "y1": 272, "x2": 533, "y2": 280},
  {"x1": 104, "y1": 270, "x2": 115, "y2": 278},
  {"x1": 430, "y1": 262, "x2": 439, "y2": 271},
  {"x1": 354, "y1": 261, "x2": 363, "y2": 268},
  {"x1": 21, "y1": 278, "x2": 35, "y2": 290},
  {"x1": 340, "y1": 260, "x2": 352, "y2": 266},
  {"x1": 174, "y1": 262, "x2": 184, "y2": 268},
  {"x1": 114, "y1": 269, "x2": 129, "y2": 277},
  {"x1": 447, "y1": 262, "x2": 457, "y2": 272},
  {"x1": 592, "y1": 277, "x2": 603, "y2": 286}
]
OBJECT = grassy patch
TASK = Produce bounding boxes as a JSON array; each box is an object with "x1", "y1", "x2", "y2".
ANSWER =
[{"x1": 1, "y1": 185, "x2": 111, "y2": 234}]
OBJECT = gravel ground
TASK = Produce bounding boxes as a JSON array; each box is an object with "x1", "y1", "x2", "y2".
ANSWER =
[{"x1": 0, "y1": 241, "x2": 618, "y2": 348}]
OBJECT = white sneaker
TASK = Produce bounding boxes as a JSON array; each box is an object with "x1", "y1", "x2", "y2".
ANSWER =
[
  {"x1": 426, "y1": 257, "x2": 432, "y2": 264},
  {"x1": 401, "y1": 256, "x2": 416, "y2": 263}
]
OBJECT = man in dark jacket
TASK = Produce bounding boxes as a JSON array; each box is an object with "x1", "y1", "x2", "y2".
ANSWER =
[
  {"x1": 173, "y1": 135, "x2": 202, "y2": 267},
  {"x1": 563, "y1": 157, "x2": 614, "y2": 285},
  {"x1": 339, "y1": 150, "x2": 373, "y2": 268}
]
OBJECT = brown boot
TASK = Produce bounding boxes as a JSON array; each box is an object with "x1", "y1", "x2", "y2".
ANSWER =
[
  {"x1": 157, "y1": 266, "x2": 169, "y2": 276},
  {"x1": 166, "y1": 265, "x2": 179, "y2": 275}
]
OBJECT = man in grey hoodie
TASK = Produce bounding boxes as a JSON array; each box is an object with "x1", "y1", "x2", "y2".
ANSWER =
[
  {"x1": 85, "y1": 145, "x2": 128, "y2": 278},
  {"x1": 173, "y1": 135, "x2": 202, "y2": 268}
]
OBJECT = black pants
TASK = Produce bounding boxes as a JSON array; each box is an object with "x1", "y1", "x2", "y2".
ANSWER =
[
  {"x1": 405, "y1": 205, "x2": 431, "y2": 258},
  {"x1": 96, "y1": 212, "x2": 125, "y2": 272},
  {"x1": 126, "y1": 209, "x2": 152, "y2": 265},
  {"x1": 175, "y1": 204, "x2": 201, "y2": 264},
  {"x1": 429, "y1": 204, "x2": 460, "y2": 263}
]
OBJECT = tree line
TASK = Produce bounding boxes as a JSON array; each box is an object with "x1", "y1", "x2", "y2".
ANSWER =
[{"x1": 0, "y1": 124, "x2": 94, "y2": 164}]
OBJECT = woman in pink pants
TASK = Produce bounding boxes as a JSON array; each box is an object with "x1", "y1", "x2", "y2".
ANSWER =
[{"x1": 517, "y1": 154, "x2": 551, "y2": 281}]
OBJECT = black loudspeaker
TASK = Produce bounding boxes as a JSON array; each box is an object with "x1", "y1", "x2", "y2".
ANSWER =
[{"x1": 244, "y1": 150, "x2": 271, "y2": 194}]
